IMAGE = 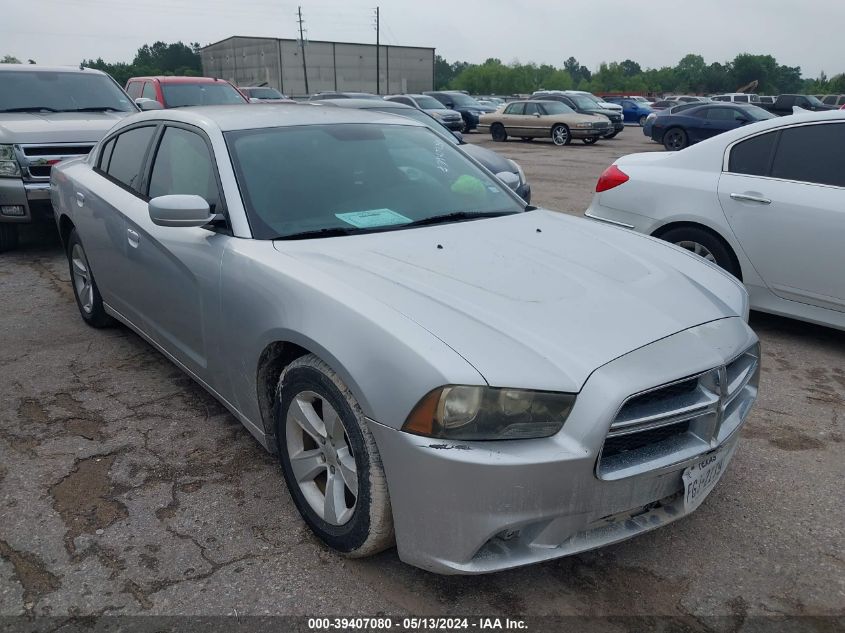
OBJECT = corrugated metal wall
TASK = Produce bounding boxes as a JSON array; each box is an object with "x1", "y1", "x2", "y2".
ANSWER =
[{"x1": 200, "y1": 37, "x2": 434, "y2": 96}]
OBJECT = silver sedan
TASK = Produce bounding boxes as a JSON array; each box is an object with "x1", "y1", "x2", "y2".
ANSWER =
[{"x1": 51, "y1": 105, "x2": 759, "y2": 574}]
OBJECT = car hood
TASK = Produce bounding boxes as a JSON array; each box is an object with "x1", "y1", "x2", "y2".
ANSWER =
[
  {"x1": 428, "y1": 108, "x2": 461, "y2": 118},
  {"x1": 0, "y1": 111, "x2": 132, "y2": 144},
  {"x1": 460, "y1": 143, "x2": 513, "y2": 175},
  {"x1": 273, "y1": 210, "x2": 746, "y2": 392}
]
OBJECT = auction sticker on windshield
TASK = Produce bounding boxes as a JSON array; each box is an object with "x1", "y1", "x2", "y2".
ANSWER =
[
  {"x1": 682, "y1": 443, "x2": 736, "y2": 513},
  {"x1": 336, "y1": 209, "x2": 411, "y2": 228}
]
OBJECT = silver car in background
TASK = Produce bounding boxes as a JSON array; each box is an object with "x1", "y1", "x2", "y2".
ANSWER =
[{"x1": 51, "y1": 105, "x2": 759, "y2": 574}]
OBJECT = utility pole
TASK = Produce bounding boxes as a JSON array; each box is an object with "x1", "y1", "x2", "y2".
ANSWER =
[
  {"x1": 297, "y1": 6, "x2": 309, "y2": 95},
  {"x1": 374, "y1": 6, "x2": 380, "y2": 94}
]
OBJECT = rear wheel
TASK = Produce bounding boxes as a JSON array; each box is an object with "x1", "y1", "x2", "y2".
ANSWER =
[
  {"x1": 551, "y1": 124, "x2": 571, "y2": 146},
  {"x1": 66, "y1": 228, "x2": 114, "y2": 328},
  {"x1": 0, "y1": 224, "x2": 19, "y2": 253},
  {"x1": 663, "y1": 127, "x2": 688, "y2": 151},
  {"x1": 658, "y1": 226, "x2": 740, "y2": 278},
  {"x1": 638, "y1": 115, "x2": 648, "y2": 126},
  {"x1": 491, "y1": 123, "x2": 508, "y2": 142},
  {"x1": 275, "y1": 354, "x2": 394, "y2": 557}
]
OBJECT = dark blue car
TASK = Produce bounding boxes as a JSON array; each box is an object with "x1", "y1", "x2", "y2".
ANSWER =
[
  {"x1": 603, "y1": 97, "x2": 654, "y2": 126},
  {"x1": 651, "y1": 103, "x2": 776, "y2": 150}
]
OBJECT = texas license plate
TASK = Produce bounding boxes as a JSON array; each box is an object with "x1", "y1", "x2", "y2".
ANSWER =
[{"x1": 682, "y1": 444, "x2": 735, "y2": 513}]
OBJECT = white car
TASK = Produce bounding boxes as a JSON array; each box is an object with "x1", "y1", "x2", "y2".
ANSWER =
[{"x1": 585, "y1": 110, "x2": 845, "y2": 331}]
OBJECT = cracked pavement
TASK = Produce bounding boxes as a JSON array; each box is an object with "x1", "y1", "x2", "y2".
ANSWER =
[{"x1": 0, "y1": 133, "x2": 843, "y2": 623}]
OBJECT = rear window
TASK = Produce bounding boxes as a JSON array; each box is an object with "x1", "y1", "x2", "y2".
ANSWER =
[
  {"x1": 104, "y1": 126, "x2": 157, "y2": 192},
  {"x1": 770, "y1": 123, "x2": 845, "y2": 187},
  {"x1": 413, "y1": 95, "x2": 445, "y2": 109},
  {"x1": 161, "y1": 82, "x2": 246, "y2": 107},
  {"x1": 728, "y1": 131, "x2": 777, "y2": 177}
]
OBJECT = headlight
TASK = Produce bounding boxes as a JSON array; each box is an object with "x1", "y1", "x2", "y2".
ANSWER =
[
  {"x1": 0, "y1": 145, "x2": 21, "y2": 178},
  {"x1": 469, "y1": 110, "x2": 481, "y2": 116},
  {"x1": 575, "y1": 122, "x2": 592, "y2": 128},
  {"x1": 431, "y1": 111, "x2": 444, "y2": 120},
  {"x1": 507, "y1": 159, "x2": 525, "y2": 185},
  {"x1": 402, "y1": 385, "x2": 575, "y2": 440}
]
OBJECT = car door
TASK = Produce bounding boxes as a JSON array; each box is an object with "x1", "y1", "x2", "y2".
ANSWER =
[
  {"x1": 119, "y1": 123, "x2": 232, "y2": 377},
  {"x1": 499, "y1": 102, "x2": 525, "y2": 135},
  {"x1": 718, "y1": 122, "x2": 845, "y2": 311},
  {"x1": 700, "y1": 107, "x2": 743, "y2": 140},
  {"x1": 74, "y1": 124, "x2": 159, "y2": 317},
  {"x1": 521, "y1": 102, "x2": 545, "y2": 137}
]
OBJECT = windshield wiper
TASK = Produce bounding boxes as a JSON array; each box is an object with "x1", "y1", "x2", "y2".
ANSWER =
[
  {"x1": 1, "y1": 106, "x2": 60, "y2": 113},
  {"x1": 275, "y1": 226, "x2": 365, "y2": 240},
  {"x1": 63, "y1": 106, "x2": 123, "y2": 112},
  {"x1": 402, "y1": 210, "x2": 516, "y2": 228}
]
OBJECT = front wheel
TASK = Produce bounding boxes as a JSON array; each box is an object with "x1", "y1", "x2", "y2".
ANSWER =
[
  {"x1": 551, "y1": 124, "x2": 571, "y2": 146},
  {"x1": 663, "y1": 128, "x2": 688, "y2": 151},
  {"x1": 491, "y1": 123, "x2": 508, "y2": 142},
  {"x1": 603, "y1": 130, "x2": 618, "y2": 139},
  {"x1": 275, "y1": 354, "x2": 394, "y2": 557},
  {"x1": 658, "y1": 226, "x2": 740, "y2": 278},
  {"x1": 583, "y1": 137, "x2": 598, "y2": 145},
  {"x1": 66, "y1": 228, "x2": 113, "y2": 328},
  {"x1": 0, "y1": 224, "x2": 19, "y2": 253}
]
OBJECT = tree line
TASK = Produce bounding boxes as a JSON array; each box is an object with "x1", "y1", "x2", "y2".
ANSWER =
[{"x1": 436, "y1": 53, "x2": 845, "y2": 96}]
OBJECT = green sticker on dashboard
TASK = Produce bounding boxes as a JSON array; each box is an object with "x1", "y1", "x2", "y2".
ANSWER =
[{"x1": 335, "y1": 209, "x2": 412, "y2": 228}]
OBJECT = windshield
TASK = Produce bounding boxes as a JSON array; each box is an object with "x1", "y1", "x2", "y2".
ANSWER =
[
  {"x1": 569, "y1": 95, "x2": 599, "y2": 110},
  {"x1": 226, "y1": 124, "x2": 523, "y2": 239},
  {"x1": 540, "y1": 102, "x2": 574, "y2": 115},
  {"x1": 0, "y1": 70, "x2": 136, "y2": 112},
  {"x1": 413, "y1": 95, "x2": 446, "y2": 109},
  {"x1": 161, "y1": 82, "x2": 246, "y2": 107},
  {"x1": 743, "y1": 106, "x2": 777, "y2": 120},
  {"x1": 247, "y1": 88, "x2": 285, "y2": 99},
  {"x1": 369, "y1": 107, "x2": 458, "y2": 143},
  {"x1": 448, "y1": 93, "x2": 483, "y2": 108}
]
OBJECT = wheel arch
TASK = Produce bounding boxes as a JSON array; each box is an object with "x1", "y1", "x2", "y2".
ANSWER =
[
  {"x1": 58, "y1": 214, "x2": 75, "y2": 249},
  {"x1": 651, "y1": 220, "x2": 743, "y2": 282}
]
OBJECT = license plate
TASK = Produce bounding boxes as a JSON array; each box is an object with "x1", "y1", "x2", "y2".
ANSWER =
[{"x1": 682, "y1": 444, "x2": 734, "y2": 513}]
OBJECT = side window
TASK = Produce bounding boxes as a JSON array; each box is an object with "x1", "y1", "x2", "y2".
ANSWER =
[
  {"x1": 690, "y1": 107, "x2": 710, "y2": 119},
  {"x1": 838, "y1": 96, "x2": 845, "y2": 106},
  {"x1": 770, "y1": 123, "x2": 845, "y2": 187},
  {"x1": 395, "y1": 97, "x2": 413, "y2": 106},
  {"x1": 105, "y1": 126, "x2": 157, "y2": 192},
  {"x1": 707, "y1": 108, "x2": 735, "y2": 121},
  {"x1": 823, "y1": 96, "x2": 836, "y2": 105},
  {"x1": 734, "y1": 95, "x2": 749, "y2": 103},
  {"x1": 99, "y1": 137, "x2": 116, "y2": 171},
  {"x1": 524, "y1": 102, "x2": 540, "y2": 116},
  {"x1": 795, "y1": 96, "x2": 809, "y2": 108},
  {"x1": 126, "y1": 82, "x2": 141, "y2": 99},
  {"x1": 142, "y1": 82, "x2": 157, "y2": 100},
  {"x1": 728, "y1": 131, "x2": 778, "y2": 176},
  {"x1": 505, "y1": 103, "x2": 524, "y2": 115},
  {"x1": 148, "y1": 127, "x2": 221, "y2": 211}
]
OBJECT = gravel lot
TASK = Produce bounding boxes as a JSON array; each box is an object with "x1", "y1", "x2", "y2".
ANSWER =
[{"x1": 0, "y1": 127, "x2": 843, "y2": 625}]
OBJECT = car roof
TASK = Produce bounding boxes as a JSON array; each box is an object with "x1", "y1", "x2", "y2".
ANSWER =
[
  {"x1": 114, "y1": 103, "x2": 426, "y2": 132},
  {"x1": 313, "y1": 99, "x2": 412, "y2": 109},
  {"x1": 0, "y1": 64, "x2": 109, "y2": 76},
  {"x1": 129, "y1": 76, "x2": 227, "y2": 84}
]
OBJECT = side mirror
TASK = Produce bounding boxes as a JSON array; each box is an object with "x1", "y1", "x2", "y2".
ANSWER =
[
  {"x1": 534, "y1": 112, "x2": 541, "y2": 117},
  {"x1": 445, "y1": 101, "x2": 454, "y2": 108},
  {"x1": 135, "y1": 97, "x2": 163, "y2": 111},
  {"x1": 149, "y1": 195, "x2": 216, "y2": 227},
  {"x1": 452, "y1": 130, "x2": 464, "y2": 142},
  {"x1": 495, "y1": 171, "x2": 520, "y2": 190}
]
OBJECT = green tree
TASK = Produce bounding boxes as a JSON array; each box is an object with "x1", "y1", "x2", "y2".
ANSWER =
[{"x1": 2, "y1": 55, "x2": 21, "y2": 64}]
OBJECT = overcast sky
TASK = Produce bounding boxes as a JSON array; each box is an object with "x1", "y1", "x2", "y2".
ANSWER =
[{"x1": 2, "y1": 0, "x2": 843, "y2": 78}]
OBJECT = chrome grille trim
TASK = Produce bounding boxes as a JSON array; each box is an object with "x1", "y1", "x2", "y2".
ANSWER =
[
  {"x1": 14, "y1": 143, "x2": 95, "y2": 182},
  {"x1": 597, "y1": 343, "x2": 760, "y2": 480}
]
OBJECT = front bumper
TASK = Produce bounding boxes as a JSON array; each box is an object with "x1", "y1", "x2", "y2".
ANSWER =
[
  {"x1": 0, "y1": 179, "x2": 53, "y2": 224},
  {"x1": 571, "y1": 127, "x2": 610, "y2": 139},
  {"x1": 369, "y1": 318, "x2": 758, "y2": 574},
  {"x1": 441, "y1": 118, "x2": 465, "y2": 131}
]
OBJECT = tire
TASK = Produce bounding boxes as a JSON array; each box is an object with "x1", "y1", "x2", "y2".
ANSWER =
[
  {"x1": 0, "y1": 224, "x2": 19, "y2": 253},
  {"x1": 275, "y1": 354, "x2": 394, "y2": 557},
  {"x1": 490, "y1": 123, "x2": 507, "y2": 142},
  {"x1": 551, "y1": 124, "x2": 571, "y2": 146},
  {"x1": 638, "y1": 115, "x2": 648, "y2": 126},
  {"x1": 658, "y1": 226, "x2": 741, "y2": 278},
  {"x1": 663, "y1": 127, "x2": 688, "y2": 151},
  {"x1": 66, "y1": 228, "x2": 114, "y2": 328},
  {"x1": 583, "y1": 137, "x2": 598, "y2": 145},
  {"x1": 604, "y1": 130, "x2": 618, "y2": 139}
]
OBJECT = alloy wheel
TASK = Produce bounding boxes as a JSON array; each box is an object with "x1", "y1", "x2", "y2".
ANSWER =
[
  {"x1": 675, "y1": 240, "x2": 717, "y2": 263},
  {"x1": 552, "y1": 125, "x2": 569, "y2": 145},
  {"x1": 71, "y1": 244, "x2": 94, "y2": 314},
  {"x1": 285, "y1": 390, "x2": 358, "y2": 525}
]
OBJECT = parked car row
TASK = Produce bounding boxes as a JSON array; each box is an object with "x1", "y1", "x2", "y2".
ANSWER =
[
  {"x1": 649, "y1": 102, "x2": 775, "y2": 150},
  {"x1": 479, "y1": 100, "x2": 612, "y2": 145}
]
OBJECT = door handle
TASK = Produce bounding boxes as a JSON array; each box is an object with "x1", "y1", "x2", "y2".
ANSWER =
[
  {"x1": 75, "y1": 192, "x2": 85, "y2": 207},
  {"x1": 730, "y1": 193, "x2": 771, "y2": 205},
  {"x1": 127, "y1": 228, "x2": 140, "y2": 248}
]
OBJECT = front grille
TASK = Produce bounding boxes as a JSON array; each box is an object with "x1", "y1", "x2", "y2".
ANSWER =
[
  {"x1": 597, "y1": 344, "x2": 760, "y2": 480},
  {"x1": 18, "y1": 144, "x2": 94, "y2": 181}
]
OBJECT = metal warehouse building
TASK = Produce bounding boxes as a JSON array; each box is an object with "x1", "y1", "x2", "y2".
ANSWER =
[{"x1": 200, "y1": 36, "x2": 435, "y2": 96}]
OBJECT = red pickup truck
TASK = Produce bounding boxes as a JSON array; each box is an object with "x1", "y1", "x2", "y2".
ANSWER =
[{"x1": 125, "y1": 76, "x2": 248, "y2": 108}]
